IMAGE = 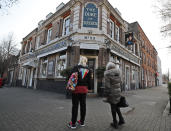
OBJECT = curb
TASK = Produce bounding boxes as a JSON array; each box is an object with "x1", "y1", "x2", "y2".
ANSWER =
[
  {"x1": 163, "y1": 101, "x2": 170, "y2": 116},
  {"x1": 121, "y1": 106, "x2": 135, "y2": 115}
]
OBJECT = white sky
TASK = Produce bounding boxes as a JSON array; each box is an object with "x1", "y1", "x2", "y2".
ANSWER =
[{"x1": 0, "y1": 0, "x2": 170, "y2": 75}]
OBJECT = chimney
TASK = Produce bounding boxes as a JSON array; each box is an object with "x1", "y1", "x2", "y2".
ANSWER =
[
  {"x1": 56, "y1": 2, "x2": 65, "y2": 12},
  {"x1": 46, "y1": 12, "x2": 53, "y2": 19}
]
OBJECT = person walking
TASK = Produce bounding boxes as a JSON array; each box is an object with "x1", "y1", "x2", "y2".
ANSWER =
[
  {"x1": 104, "y1": 61, "x2": 125, "y2": 129},
  {"x1": 68, "y1": 56, "x2": 92, "y2": 129}
]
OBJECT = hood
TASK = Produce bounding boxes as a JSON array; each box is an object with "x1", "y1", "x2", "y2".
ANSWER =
[{"x1": 104, "y1": 68, "x2": 120, "y2": 78}]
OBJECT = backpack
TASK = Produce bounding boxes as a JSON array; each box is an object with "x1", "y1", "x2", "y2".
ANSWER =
[
  {"x1": 66, "y1": 72, "x2": 78, "y2": 91},
  {"x1": 66, "y1": 66, "x2": 89, "y2": 91}
]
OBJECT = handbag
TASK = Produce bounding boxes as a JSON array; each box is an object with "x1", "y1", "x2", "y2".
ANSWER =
[{"x1": 117, "y1": 96, "x2": 129, "y2": 108}]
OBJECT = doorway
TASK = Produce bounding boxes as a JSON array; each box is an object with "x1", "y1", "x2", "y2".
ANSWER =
[{"x1": 87, "y1": 58, "x2": 95, "y2": 93}]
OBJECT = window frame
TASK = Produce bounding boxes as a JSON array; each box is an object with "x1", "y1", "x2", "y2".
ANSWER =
[
  {"x1": 36, "y1": 35, "x2": 40, "y2": 49},
  {"x1": 46, "y1": 28, "x2": 52, "y2": 44},
  {"x1": 63, "y1": 16, "x2": 70, "y2": 36},
  {"x1": 109, "y1": 21, "x2": 114, "y2": 38},
  {"x1": 47, "y1": 60, "x2": 55, "y2": 76},
  {"x1": 115, "y1": 25, "x2": 120, "y2": 42},
  {"x1": 40, "y1": 58, "x2": 48, "y2": 78}
]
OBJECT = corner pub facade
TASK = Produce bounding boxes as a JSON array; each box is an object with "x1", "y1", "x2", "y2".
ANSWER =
[{"x1": 18, "y1": 0, "x2": 141, "y2": 94}]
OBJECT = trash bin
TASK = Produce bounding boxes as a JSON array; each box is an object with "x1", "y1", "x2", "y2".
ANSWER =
[{"x1": 98, "y1": 86, "x2": 105, "y2": 97}]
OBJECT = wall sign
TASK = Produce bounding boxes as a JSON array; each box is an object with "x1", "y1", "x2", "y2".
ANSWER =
[
  {"x1": 36, "y1": 41, "x2": 67, "y2": 57},
  {"x1": 83, "y1": 3, "x2": 98, "y2": 28},
  {"x1": 111, "y1": 44, "x2": 139, "y2": 65}
]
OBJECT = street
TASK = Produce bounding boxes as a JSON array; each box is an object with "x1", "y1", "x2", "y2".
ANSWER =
[{"x1": 0, "y1": 85, "x2": 170, "y2": 131}]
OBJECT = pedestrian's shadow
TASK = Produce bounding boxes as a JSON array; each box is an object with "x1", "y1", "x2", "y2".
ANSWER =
[{"x1": 103, "y1": 125, "x2": 126, "y2": 131}]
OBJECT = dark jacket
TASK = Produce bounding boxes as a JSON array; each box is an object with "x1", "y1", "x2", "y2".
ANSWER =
[
  {"x1": 71, "y1": 65, "x2": 91, "y2": 93},
  {"x1": 104, "y1": 68, "x2": 121, "y2": 104}
]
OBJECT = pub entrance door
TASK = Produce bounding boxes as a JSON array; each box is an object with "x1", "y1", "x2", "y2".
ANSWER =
[{"x1": 87, "y1": 58, "x2": 95, "y2": 93}]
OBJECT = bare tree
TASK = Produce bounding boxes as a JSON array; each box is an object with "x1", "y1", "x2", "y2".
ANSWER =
[
  {"x1": 0, "y1": 33, "x2": 19, "y2": 77},
  {"x1": 0, "y1": 0, "x2": 18, "y2": 14},
  {"x1": 158, "y1": 0, "x2": 171, "y2": 36}
]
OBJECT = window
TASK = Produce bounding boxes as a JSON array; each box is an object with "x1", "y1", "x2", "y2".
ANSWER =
[
  {"x1": 22, "y1": 44, "x2": 26, "y2": 54},
  {"x1": 41, "y1": 58, "x2": 48, "y2": 77},
  {"x1": 47, "y1": 28, "x2": 52, "y2": 44},
  {"x1": 141, "y1": 39, "x2": 144, "y2": 48},
  {"x1": 56, "y1": 55, "x2": 66, "y2": 77},
  {"x1": 109, "y1": 21, "x2": 113, "y2": 38},
  {"x1": 115, "y1": 25, "x2": 119, "y2": 42},
  {"x1": 47, "y1": 60, "x2": 54, "y2": 76},
  {"x1": 144, "y1": 54, "x2": 146, "y2": 64},
  {"x1": 18, "y1": 67, "x2": 23, "y2": 80},
  {"x1": 28, "y1": 41, "x2": 32, "y2": 52},
  {"x1": 36, "y1": 36, "x2": 40, "y2": 49},
  {"x1": 63, "y1": 17, "x2": 70, "y2": 35},
  {"x1": 132, "y1": 70, "x2": 135, "y2": 81},
  {"x1": 142, "y1": 69, "x2": 144, "y2": 80},
  {"x1": 25, "y1": 41, "x2": 29, "y2": 54}
]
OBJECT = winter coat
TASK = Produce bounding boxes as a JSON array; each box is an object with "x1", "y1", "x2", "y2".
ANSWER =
[
  {"x1": 104, "y1": 68, "x2": 121, "y2": 104},
  {"x1": 71, "y1": 65, "x2": 91, "y2": 94}
]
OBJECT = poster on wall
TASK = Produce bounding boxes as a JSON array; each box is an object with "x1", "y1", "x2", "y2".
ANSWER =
[
  {"x1": 83, "y1": 3, "x2": 98, "y2": 28},
  {"x1": 125, "y1": 32, "x2": 134, "y2": 46}
]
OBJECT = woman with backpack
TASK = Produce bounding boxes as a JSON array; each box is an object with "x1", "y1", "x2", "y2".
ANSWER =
[{"x1": 67, "y1": 56, "x2": 92, "y2": 129}]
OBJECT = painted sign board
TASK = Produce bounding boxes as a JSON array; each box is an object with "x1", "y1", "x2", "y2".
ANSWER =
[{"x1": 83, "y1": 3, "x2": 98, "y2": 28}]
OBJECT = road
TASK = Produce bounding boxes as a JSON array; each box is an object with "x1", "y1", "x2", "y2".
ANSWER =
[{"x1": 0, "y1": 85, "x2": 170, "y2": 131}]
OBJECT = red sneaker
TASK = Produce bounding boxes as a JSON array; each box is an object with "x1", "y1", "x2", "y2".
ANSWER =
[
  {"x1": 77, "y1": 120, "x2": 85, "y2": 127},
  {"x1": 68, "y1": 121, "x2": 76, "y2": 129}
]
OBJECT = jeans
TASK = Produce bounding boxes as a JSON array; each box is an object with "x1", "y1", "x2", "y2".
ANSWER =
[
  {"x1": 72, "y1": 93, "x2": 86, "y2": 124},
  {"x1": 110, "y1": 104, "x2": 124, "y2": 123}
]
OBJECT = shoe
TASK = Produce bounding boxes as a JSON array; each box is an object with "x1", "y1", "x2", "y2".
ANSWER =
[
  {"x1": 77, "y1": 120, "x2": 85, "y2": 127},
  {"x1": 68, "y1": 122, "x2": 76, "y2": 129},
  {"x1": 118, "y1": 119, "x2": 125, "y2": 125},
  {"x1": 110, "y1": 122, "x2": 118, "y2": 129}
]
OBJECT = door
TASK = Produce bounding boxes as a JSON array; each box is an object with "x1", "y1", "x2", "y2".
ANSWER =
[{"x1": 87, "y1": 58, "x2": 95, "y2": 92}]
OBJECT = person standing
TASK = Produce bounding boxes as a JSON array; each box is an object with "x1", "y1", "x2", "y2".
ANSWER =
[
  {"x1": 68, "y1": 56, "x2": 92, "y2": 129},
  {"x1": 104, "y1": 61, "x2": 125, "y2": 129}
]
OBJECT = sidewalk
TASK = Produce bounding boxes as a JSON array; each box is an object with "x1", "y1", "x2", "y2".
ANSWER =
[{"x1": 0, "y1": 85, "x2": 170, "y2": 131}]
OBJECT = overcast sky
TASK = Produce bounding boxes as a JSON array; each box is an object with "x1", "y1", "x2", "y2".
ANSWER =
[{"x1": 0, "y1": 0, "x2": 170, "y2": 75}]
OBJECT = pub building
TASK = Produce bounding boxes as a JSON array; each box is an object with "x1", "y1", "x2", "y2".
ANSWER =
[{"x1": 18, "y1": 0, "x2": 141, "y2": 94}]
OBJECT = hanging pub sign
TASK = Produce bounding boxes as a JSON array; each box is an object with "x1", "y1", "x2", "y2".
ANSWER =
[
  {"x1": 125, "y1": 32, "x2": 134, "y2": 46},
  {"x1": 83, "y1": 3, "x2": 98, "y2": 28}
]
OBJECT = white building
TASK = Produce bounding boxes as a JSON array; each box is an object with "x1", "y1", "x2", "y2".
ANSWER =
[
  {"x1": 18, "y1": 0, "x2": 141, "y2": 94},
  {"x1": 157, "y1": 56, "x2": 162, "y2": 85}
]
